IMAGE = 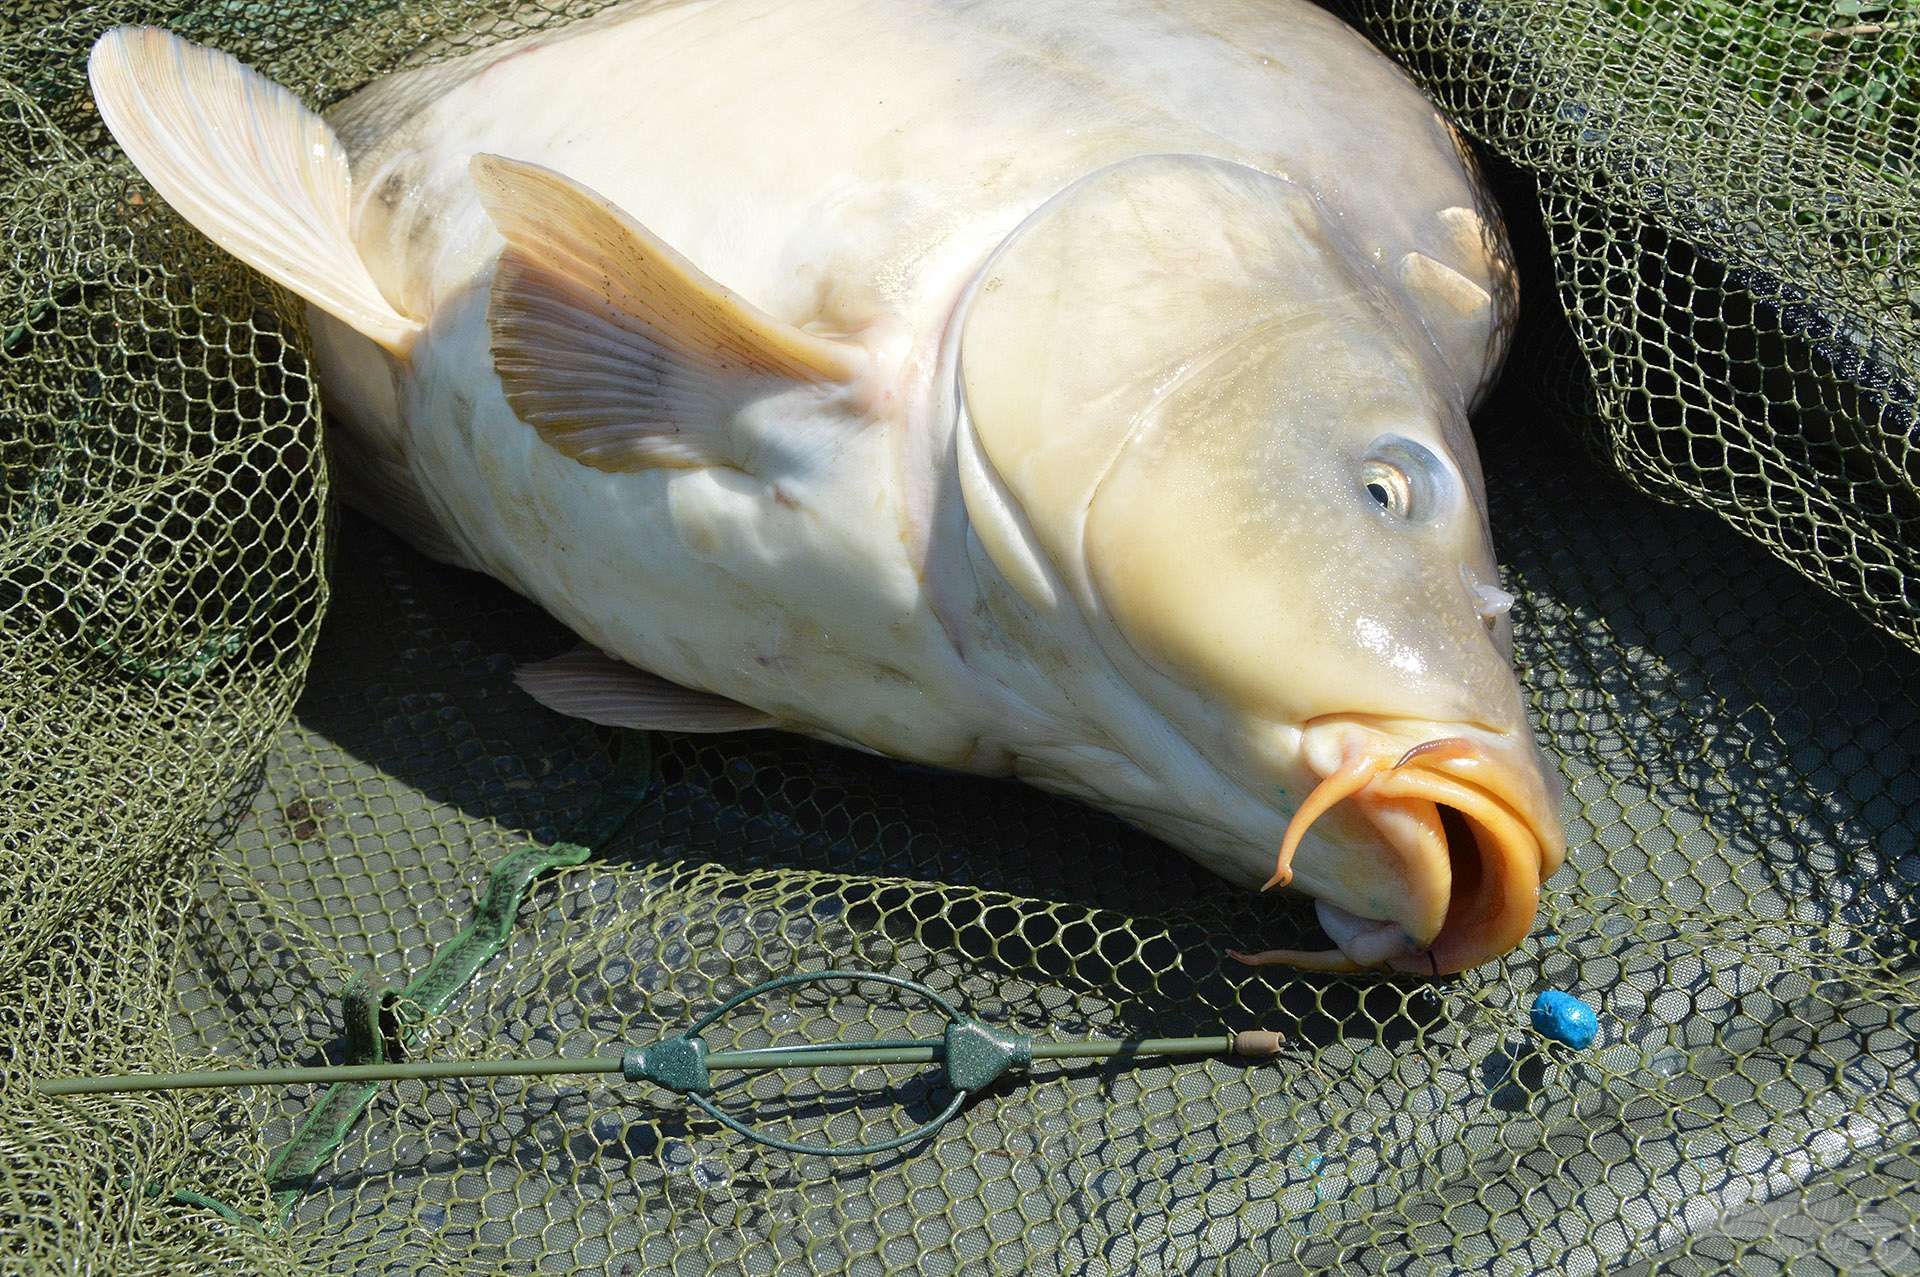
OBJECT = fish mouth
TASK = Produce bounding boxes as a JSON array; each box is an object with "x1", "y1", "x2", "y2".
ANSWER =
[{"x1": 1227, "y1": 731, "x2": 1562, "y2": 976}]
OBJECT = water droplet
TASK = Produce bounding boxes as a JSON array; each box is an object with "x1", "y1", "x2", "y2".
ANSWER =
[
  {"x1": 1648, "y1": 1048, "x2": 1688, "y2": 1078},
  {"x1": 769, "y1": 1009, "x2": 799, "y2": 1032},
  {"x1": 662, "y1": 1139, "x2": 694, "y2": 1172},
  {"x1": 691, "y1": 1159, "x2": 730, "y2": 1191}
]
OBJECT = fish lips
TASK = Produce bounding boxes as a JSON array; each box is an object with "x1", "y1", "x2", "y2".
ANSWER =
[{"x1": 1285, "y1": 721, "x2": 1564, "y2": 974}]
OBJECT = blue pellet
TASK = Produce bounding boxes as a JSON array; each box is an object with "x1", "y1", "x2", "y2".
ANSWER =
[{"x1": 1530, "y1": 990, "x2": 1599, "y2": 1049}]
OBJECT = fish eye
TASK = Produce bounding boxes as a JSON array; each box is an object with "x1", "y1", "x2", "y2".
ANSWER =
[
  {"x1": 1362, "y1": 461, "x2": 1411, "y2": 515},
  {"x1": 1360, "y1": 436, "x2": 1452, "y2": 523}
]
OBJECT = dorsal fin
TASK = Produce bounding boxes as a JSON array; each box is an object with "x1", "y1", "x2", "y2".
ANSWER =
[
  {"x1": 88, "y1": 27, "x2": 421, "y2": 355},
  {"x1": 469, "y1": 154, "x2": 864, "y2": 473}
]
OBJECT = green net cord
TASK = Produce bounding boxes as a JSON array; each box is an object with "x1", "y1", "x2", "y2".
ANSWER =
[{"x1": 263, "y1": 737, "x2": 653, "y2": 1222}]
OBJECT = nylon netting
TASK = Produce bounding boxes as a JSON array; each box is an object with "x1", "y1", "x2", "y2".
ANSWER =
[{"x1": 3, "y1": 2, "x2": 1917, "y2": 1274}]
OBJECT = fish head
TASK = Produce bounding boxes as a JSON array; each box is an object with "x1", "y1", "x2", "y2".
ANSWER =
[{"x1": 957, "y1": 154, "x2": 1562, "y2": 974}]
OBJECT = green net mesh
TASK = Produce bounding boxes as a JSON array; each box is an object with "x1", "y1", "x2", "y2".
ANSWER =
[
  {"x1": 4, "y1": 2, "x2": 1917, "y2": 1273},
  {"x1": 1344, "y1": 0, "x2": 1920, "y2": 650}
]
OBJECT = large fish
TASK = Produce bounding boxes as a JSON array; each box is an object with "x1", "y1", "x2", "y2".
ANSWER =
[{"x1": 89, "y1": 0, "x2": 1565, "y2": 974}]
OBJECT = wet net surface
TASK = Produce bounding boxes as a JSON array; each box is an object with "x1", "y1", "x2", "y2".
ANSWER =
[{"x1": 4, "y1": 2, "x2": 1919, "y2": 1274}]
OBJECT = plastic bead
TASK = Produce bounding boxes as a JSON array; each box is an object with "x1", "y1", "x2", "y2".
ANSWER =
[{"x1": 1530, "y1": 990, "x2": 1599, "y2": 1048}]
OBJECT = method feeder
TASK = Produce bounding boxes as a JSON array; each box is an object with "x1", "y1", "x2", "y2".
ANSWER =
[{"x1": 38, "y1": 970, "x2": 1283, "y2": 1157}]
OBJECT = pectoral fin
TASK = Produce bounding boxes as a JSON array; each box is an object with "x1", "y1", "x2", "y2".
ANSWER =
[
  {"x1": 1398, "y1": 251, "x2": 1492, "y2": 322},
  {"x1": 469, "y1": 154, "x2": 864, "y2": 474},
  {"x1": 515, "y1": 646, "x2": 774, "y2": 733},
  {"x1": 1397, "y1": 249, "x2": 1503, "y2": 399}
]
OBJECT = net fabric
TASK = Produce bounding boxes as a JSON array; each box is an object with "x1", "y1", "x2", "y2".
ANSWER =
[
  {"x1": 1335, "y1": 0, "x2": 1920, "y2": 652},
  {"x1": 3, "y1": 2, "x2": 1918, "y2": 1275}
]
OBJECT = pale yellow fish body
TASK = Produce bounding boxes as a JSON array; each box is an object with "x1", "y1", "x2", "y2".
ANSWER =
[{"x1": 90, "y1": 0, "x2": 1564, "y2": 973}]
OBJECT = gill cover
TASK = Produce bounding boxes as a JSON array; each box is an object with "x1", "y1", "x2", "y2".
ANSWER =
[{"x1": 959, "y1": 154, "x2": 1525, "y2": 730}]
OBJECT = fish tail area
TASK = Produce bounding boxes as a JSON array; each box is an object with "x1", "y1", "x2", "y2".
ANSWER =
[{"x1": 88, "y1": 26, "x2": 421, "y2": 356}]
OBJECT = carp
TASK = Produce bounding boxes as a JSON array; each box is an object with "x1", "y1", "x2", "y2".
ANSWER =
[{"x1": 90, "y1": 0, "x2": 1563, "y2": 973}]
